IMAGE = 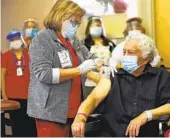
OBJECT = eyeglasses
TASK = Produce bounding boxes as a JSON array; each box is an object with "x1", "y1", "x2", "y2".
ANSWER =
[
  {"x1": 69, "y1": 16, "x2": 81, "y2": 27},
  {"x1": 69, "y1": 20, "x2": 81, "y2": 27}
]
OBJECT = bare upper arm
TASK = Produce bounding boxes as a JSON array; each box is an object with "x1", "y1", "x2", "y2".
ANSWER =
[
  {"x1": 90, "y1": 76, "x2": 111, "y2": 107},
  {"x1": 86, "y1": 71, "x2": 100, "y2": 84}
]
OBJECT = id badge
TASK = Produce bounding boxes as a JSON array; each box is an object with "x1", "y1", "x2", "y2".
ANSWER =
[
  {"x1": 17, "y1": 67, "x2": 23, "y2": 76},
  {"x1": 58, "y1": 50, "x2": 72, "y2": 68},
  {"x1": 17, "y1": 61, "x2": 21, "y2": 66}
]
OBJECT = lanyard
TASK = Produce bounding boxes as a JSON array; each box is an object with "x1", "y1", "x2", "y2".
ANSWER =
[{"x1": 12, "y1": 50, "x2": 26, "y2": 69}]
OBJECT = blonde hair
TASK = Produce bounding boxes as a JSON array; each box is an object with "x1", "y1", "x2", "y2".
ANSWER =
[{"x1": 43, "y1": 0, "x2": 85, "y2": 32}]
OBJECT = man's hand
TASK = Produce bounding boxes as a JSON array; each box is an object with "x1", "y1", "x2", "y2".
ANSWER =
[
  {"x1": 125, "y1": 112, "x2": 148, "y2": 137},
  {"x1": 2, "y1": 93, "x2": 8, "y2": 100},
  {"x1": 3, "y1": 95, "x2": 8, "y2": 100},
  {"x1": 71, "y1": 116, "x2": 86, "y2": 137}
]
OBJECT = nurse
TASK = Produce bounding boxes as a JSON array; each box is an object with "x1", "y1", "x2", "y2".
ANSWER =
[{"x1": 1, "y1": 29, "x2": 37, "y2": 137}]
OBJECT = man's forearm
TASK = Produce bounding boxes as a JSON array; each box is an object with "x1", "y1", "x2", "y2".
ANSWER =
[
  {"x1": 74, "y1": 72, "x2": 102, "y2": 121},
  {"x1": 76, "y1": 94, "x2": 97, "y2": 121},
  {"x1": 75, "y1": 77, "x2": 111, "y2": 122},
  {"x1": 150, "y1": 103, "x2": 170, "y2": 120}
]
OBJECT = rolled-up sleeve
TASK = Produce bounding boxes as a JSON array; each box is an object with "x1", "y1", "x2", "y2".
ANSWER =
[
  {"x1": 52, "y1": 68, "x2": 60, "y2": 83},
  {"x1": 29, "y1": 34, "x2": 60, "y2": 84},
  {"x1": 160, "y1": 74, "x2": 170, "y2": 105}
]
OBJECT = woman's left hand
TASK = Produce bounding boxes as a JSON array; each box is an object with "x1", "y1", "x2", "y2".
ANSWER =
[
  {"x1": 100, "y1": 66, "x2": 117, "y2": 78},
  {"x1": 125, "y1": 112, "x2": 148, "y2": 137}
]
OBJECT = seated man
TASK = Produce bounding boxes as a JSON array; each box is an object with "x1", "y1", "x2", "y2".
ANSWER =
[{"x1": 71, "y1": 33, "x2": 170, "y2": 137}]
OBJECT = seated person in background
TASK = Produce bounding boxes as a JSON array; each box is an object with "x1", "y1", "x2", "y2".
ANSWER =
[
  {"x1": 109, "y1": 17, "x2": 160, "y2": 70},
  {"x1": 84, "y1": 16, "x2": 116, "y2": 93},
  {"x1": 72, "y1": 33, "x2": 170, "y2": 137}
]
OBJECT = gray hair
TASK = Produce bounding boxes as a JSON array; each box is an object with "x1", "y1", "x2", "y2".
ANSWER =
[{"x1": 125, "y1": 32, "x2": 160, "y2": 67}]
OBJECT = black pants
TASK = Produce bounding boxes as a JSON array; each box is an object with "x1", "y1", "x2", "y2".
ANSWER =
[
  {"x1": 101, "y1": 118, "x2": 159, "y2": 137},
  {"x1": 1, "y1": 113, "x2": 6, "y2": 137},
  {"x1": 9, "y1": 99, "x2": 37, "y2": 137}
]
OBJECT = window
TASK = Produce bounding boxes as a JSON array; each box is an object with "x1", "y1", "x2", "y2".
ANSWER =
[
  {"x1": 124, "y1": 0, "x2": 138, "y2": 18},
  {"x1": 53, "y1": 0, "x2": 138, "y2": 18}
]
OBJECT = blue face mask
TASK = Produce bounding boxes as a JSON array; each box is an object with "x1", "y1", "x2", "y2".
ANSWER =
[
  {"x1": 25, "y1": 28, "x2": 32, "y2": 37},
  {"x1": 31, "y1": 28, "x2": 39, "y2": 38},
  {"x1": 62, "y1": 20, "x2": 78, "y2": 39},
  {"x1": 25, "y1": 28, "x2": 39, "y2": 39},
  {"x1": 121, "y1": 55, "x2": 139, "y2": 73},
  {"x1": 90, "y1": 27, "x2": 102, "y2": 37}
]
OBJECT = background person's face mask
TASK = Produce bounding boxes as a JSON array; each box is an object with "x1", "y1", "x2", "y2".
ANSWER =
[
  {"x1": 61, "y1": 20, "x2": 78, "y2": 39},
  {"x1": 10, "y1": 40, "x2": 23, "y2": 50},
  {"x1": 90, "y1": 27, "x2": 102, "y2": 37},
  {"x1": 25, "y1": 28, "x2": 39, "y2": 38},
  {"x1": 128, "y1": 30, "x2": 142, "y2": 36},
  {"x1": 121, "y1": 55, "x2": 140, "y2": 73}
]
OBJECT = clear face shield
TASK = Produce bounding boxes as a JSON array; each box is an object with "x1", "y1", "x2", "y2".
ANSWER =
[
  {"x1": 8, "y1": 35, "x2": 26, "y2": 49},
  {"x1": 127, "y1": 21, "x2": 142, "y2": 31},
  {"x1": 23, "y1": 19, "x2": 39, "y2": 47},
  {"x1": 88, "y1": 16, "x2": 106, "y2": 37}
]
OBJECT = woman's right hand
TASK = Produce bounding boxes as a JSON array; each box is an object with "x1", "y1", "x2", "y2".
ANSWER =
[
  {"x1": 78, "y1": 59, "x2": 102, "y2": 75},
  {"x1": 71, "y1": 117, "x2": 86, "y2": 137}
]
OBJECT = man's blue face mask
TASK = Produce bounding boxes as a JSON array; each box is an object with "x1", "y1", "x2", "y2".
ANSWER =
[{"x1": 121, "y1": 55, "x2": 140, "y2": 73}]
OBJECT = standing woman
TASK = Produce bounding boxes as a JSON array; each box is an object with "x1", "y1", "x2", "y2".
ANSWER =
[
  {"x1": 84, "y1": 16, "x2": 115, "y2": 92},
  {"x1": 27, "y1": 0, "x2": 100, "y2": 137},
  {"x1": 85, "y1": 16, "x2": 116, "y2": 66},
  {"x1": 1, "y1": 29, "x2": 37, "y2": 137},
  {"x1": 23, "y1": 18, "x2": 39, "y2": 48}
]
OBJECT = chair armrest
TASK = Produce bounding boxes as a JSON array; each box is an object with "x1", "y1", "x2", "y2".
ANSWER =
[
  {"x1": 85, "y1": 114, "x2": 102, "y2": 132},
  {"x1": 159, "y1": 115, "x2": 170, "y2": 122},
  {"x1": 86, "y1": 114, "x2": 101, "y2": 122}
]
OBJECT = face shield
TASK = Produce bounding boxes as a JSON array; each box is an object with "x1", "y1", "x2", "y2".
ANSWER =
[{"x1": 7, "y1": 29, "x2": 26, "y2": 49}]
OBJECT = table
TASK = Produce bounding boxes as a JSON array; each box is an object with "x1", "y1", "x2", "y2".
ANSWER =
[
  {"x1": 1, "y1": 100, "x2": 20, "y2": 137},
  {"x1": 1, "y1": 100, "x2": 20, "y2": 112}
]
